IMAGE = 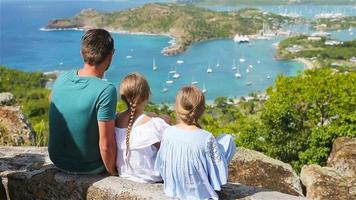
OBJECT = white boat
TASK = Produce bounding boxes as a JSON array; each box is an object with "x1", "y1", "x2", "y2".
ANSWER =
[
  {"x1": 152, "y1": 58, "x2": 158, "y2": 71},
  {"x1": 202, "y1": 83, "x2": 207, "y2": 94},
  {"x1": 177, "y1": 60, "x2": 184, "y2": 64},
  {"x1": 239, "y1": 58, "x2": 246, "y2": 63},
  {"x1": 267, "y1": 75, "x2": 271, "y2": 79},
  {"x1": 172, "y1": 72, "x2": 180, "y2": 79},
  {"x1": 169, "y1": 67, "x2": 176, "y2": 74},
  {"x1": 233, "y1": 34, "x2": 250, "y2": 43},
  {"x1": 126, "y1": 55, "x2": 133, "y2": 59},
  {"x1": 166, "y1": 80, "x2": 174, "y2": 84},
  {"x1": 246, "y1": 68, "x2": 250, "y2": 73},
  {"x1": 248, "y1": 64, "x2": 253, "y2": 68},
  {"x1": 59, "y1": 62, "x2": 63, "y2": 66},
  {"x1": 246, "y1": 81, "x2": 253, "y2": 86},
  {"x1": 216, "y1": 60, "x2": 220, "y2": 67},
  {"x1": 191, "y1": 81, "x2": 198, "y2": 85},
  {"x1": 232, "y1": 59, "x2": 237, "y2": 70},
  {"x1": 162, "y1": 84, "x2": 168, "y2": 93},
  {"x1": 206, "y1": 64, "x2": 213, "y2": 73},
  {"x1": 235, "y1": 65, "x2": 241, "y2": 78},
  {"x1": 257, "y1": 60, "x2": 261, "y2": 64}
]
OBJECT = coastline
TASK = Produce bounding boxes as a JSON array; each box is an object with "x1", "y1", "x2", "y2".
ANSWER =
[
  {"x1": 294, "y1": 58, "x2": 317, "y2": 70},
  {"x1": 40, "y1": 27, "x2": 177, "y2": 55}
]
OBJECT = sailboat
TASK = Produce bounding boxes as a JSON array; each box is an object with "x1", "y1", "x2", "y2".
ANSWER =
[
  {"x1": 235, "y1": 65, "x2": 241, "y2": 78},
  {"x1": 246, "y1": 67, "x2": 253, "y2": 86},
  {"x1": 232, "y1": 59, "x2": 237, "y2": 70},
  {"x1": 162, "y1": 83, "x2": 168, "y2": 93},
  {"x1": 173, "y1": 71, "x2": 180, "y2": 79},
  {"x1": 216, "y1": 60, "x2": 220, "y2": 67},
  {"x1": 206, "y1": 64, "x2": 213, "y2": 73},
  {"x1": 166, "y1": 73, "x2": 174, "y2": 84},
  {"x1": 177, "y1": 60, "x2": 184, "y2": 64},
  {"x1": 152, "y1": 58, "x2": 158, "y2": 71},
  {"x1": 191, "y1": 77, "x2": 198, "y2": 85},
  {"x1": 239, "y1": 58, "x2": 246, "y2": 63},
  {"x1": 202, "y1": 83, "x2": 207, "y2": 94},
  {"x1": 169, "y1": 66, "x2": 176, "y2": 74}
]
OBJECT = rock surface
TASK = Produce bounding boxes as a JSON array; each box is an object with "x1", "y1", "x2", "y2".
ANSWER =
[
  {"x1": 0, "y1": 93, "x2": 15, "y2": 106},
  {"x1": 0, "y1": 146, "x2": 306, "y2": 200},
  {"x1": 327, "y1": 137, "x2": 356, "y2": 178},
  {"x1": 228, "y1": 147, "x2": 303, "y2": 196},
  {"x1": 0, "y1": 105, "x2": 35, "y2": 146},
  {"x1": 300, "y1": 164, "x2": 356, "y2": 200},
  {"x1": 301, "y1": 137, "x2": 356, "y2": 200}
]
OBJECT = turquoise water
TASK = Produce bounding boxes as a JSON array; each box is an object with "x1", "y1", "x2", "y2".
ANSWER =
[{"x1": 0, "y1": 1, "x2": 354, "y2": 103}]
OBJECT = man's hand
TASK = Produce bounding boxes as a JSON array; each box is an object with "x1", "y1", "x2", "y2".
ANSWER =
[{"x1": 98, "y1": 120, "x2": 117, "y2": 176}]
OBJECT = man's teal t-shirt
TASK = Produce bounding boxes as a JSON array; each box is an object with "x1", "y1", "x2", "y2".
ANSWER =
[{"x1": 48, "y1": 69, "x2": 117, "y2": 173}]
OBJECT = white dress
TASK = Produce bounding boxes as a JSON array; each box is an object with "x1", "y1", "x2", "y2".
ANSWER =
[{"x1": 115, "y1": 114, "x2": 169, "y2": 183}]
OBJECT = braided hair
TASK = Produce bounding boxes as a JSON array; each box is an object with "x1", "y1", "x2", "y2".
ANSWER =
[
  {"x1": 119, "y1": 73, "x2": 150, "y2": 156},
  {"x1": 175, "y1": 86, "x2": 205, "y2": 128}
]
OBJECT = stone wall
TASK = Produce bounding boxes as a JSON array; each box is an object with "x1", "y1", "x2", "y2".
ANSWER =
[{"x1": 0, "y1": 147, "x2": 305, "y2": 200}]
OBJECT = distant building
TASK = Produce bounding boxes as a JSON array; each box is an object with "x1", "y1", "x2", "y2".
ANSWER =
[
  {"x1": 325, "y1": 40, "x2": 342, "y2": 45},
  {"x1": 286, "y1": 45, "x2": 302, "y2": 53},
  {"x1": 350, "y1": 57, "x2": 356, "y2": 63},
  {"x1": 308, "y1": 36, "x2": 322, "y2": 41}
]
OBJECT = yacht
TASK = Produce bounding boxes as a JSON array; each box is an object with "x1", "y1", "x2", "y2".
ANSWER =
[
  {"x1": 239, "y1": 58, "x2": 246, "y2": 63},
  {"x1": 233, "y1": 34, "x2": 250, "y2": 43},
  {"x1": 126, "y1": 55, "x2": 133, "y2": 59},
  {"x1": 267, "y1": 75, "x2": 271, "y2": 79},
  {"x1": 152, "y1": 58, "x2": 158, "y2": 71},
  {"x1": 191, "y1": 77, "x2": 198, "y2": 85},
  {"x1": 248, "y1": 64, "x2": 253, "y2": 69},
  {"x1": 59, "y1": 62, "x2": 63, "y2": 66}
]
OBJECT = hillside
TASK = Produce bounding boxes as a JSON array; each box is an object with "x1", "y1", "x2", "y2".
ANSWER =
[
  {"x1": 45, "y1": 3, "x2": 301, "y2": 55},
  {"x1": 176, "y1": 0, "x2": 356, "y2": 5},
  {"x1": 276, "y1": 36, "x2": 356, "y2": 72},
  {"x1": 313, "y1": 16, "x2": 356, "y2": 31}
]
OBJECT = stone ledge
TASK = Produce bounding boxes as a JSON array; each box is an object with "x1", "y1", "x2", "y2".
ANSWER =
[{"x1": 0, "y1": 146, "x2": 305, "y2": 200}]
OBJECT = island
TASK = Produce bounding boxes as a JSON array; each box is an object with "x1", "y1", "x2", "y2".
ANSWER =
[
  {"x1": 45, "y1": 3, "x2": 303, "y2": 55},
  {"x1": 276, "y1": 35, "x2": 356, "y2": 72}
]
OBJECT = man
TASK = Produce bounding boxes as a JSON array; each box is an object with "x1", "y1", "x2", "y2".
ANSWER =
[{"x1": 49, "y1": 29, "x2": 117, "y2": 175}]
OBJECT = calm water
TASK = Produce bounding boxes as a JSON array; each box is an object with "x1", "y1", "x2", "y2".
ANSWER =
[{"x1": 1, "y1": 1, "x2": 355, "y2": 103}]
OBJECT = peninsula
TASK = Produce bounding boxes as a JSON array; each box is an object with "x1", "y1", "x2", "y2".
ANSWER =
[
  {"x1": 276, "y1": 36, "x2": 356, "y2": 72},
  {"x1": 313, "y1": 16, "x2": 356, "y2": 31},
  {"x1": 45, "y1": 3, "x2": 302, "y2": 55}
]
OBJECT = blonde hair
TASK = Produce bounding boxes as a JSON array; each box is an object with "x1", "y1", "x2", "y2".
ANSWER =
[
  {"x1": 119, "y1": 72, "x2": 150, "y2": 155},
  {"x1": 175, "y1": 86, "x2": 205, "y2": 128}
]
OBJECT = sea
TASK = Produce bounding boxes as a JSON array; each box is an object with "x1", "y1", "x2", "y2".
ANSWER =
[{"x1": 1, "y1": 0, "x2": 355, "y2": 103}]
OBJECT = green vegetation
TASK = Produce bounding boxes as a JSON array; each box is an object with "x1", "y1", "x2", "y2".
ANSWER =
[
  {"x1": 0, "y1": 66, "x2": 50, "y2": 146},
  {"x1": 1, "y1": 65, "x2": 355, "y2": 173},
  {"x1": 46, "y1": 3, "x2": 302, "y2": 55},
  {"x1": 178, "y1": 0, "x2": 356, "y2": 5},
  {"x1": 277, "y1": 36, "x2": 356, "y2": 72},
  {"x1": 312, "y1": 16, "x2": 356, "y2": 31}
]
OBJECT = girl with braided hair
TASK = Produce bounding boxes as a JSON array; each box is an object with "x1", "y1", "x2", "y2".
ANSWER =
[
  {"x1": 115, "y1": 72, "x2": 169, "y2": 183},
  {"x1": 155, "y1": 86, "x2": 236, "y2": 200}
]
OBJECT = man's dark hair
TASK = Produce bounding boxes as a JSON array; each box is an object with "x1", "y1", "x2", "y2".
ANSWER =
[{"x1": 81, "y1": 29, "x2": 114, "y2": 66}]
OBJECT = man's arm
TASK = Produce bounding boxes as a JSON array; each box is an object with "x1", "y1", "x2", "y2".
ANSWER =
[{"x1": 98, "y1": 120, "x2": 117, "y2": 176}]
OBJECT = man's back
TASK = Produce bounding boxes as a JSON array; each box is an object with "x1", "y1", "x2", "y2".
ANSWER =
[{"x1": 49, "y1": 69, "x2": 117, "y2": 173}]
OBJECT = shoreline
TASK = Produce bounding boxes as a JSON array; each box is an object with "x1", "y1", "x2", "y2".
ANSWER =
[
  {"x1": 40, "y1": 27, "x2": 177, "y2": 55},
  {"x1": 294, "y1": 57, "x2": 317, "y2": 70}
]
